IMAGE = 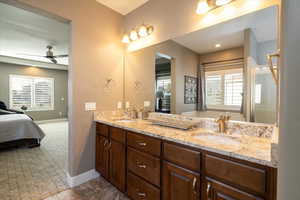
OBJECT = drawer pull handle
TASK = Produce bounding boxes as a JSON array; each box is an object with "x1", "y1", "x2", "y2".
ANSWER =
[
  {"x1": 137, "y1": 142, "x2": 147, "y2": 146},
  {"x1": 136, "y1": 161, "x2": 147, "y2": 168},
  {"x1": 137, "y1": 192, "x2": 146, "y2": 197}
]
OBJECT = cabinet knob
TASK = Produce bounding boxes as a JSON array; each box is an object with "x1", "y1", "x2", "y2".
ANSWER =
[
  {"x1": 137, "y1": 142, "x2": 147, "y2": 146},
  {"x1": 137, "y1": 192, "x2": 146, "y2": 198}
]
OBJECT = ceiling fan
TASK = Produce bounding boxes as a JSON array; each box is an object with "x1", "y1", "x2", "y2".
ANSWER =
[{"x1": 18, "y1": 45, "x2": 68, "y2": 64}]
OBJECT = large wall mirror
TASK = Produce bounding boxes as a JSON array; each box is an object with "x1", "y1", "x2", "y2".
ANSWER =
[{"x1": 124, "y1": 5, "x2": 279, "y2": 124}]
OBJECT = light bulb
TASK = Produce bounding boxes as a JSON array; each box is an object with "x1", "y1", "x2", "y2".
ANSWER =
[
  {"x1": 216, "y1": 0, "x2": 232, "y2": 6},
  {"x1": 147, "y1": 26, "x2": 154, "y2": 35},
  {"x1": 122, "y1": 34, "x2": 130, "y2": 43},
  {"x1": 138, "y1": 25, "x2": 148, "y2": 37},
  {"x1": 129, "y1": 30, "x2": 138, "y2": 41},
  {"x1": 196, "y1": 1, "x2": 210, "y2": 14}
]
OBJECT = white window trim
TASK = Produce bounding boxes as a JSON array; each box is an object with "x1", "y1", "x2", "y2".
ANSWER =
[
  {"x1": 9, "y1": 74, "x2": 55, "y2": 111},
  {"x1": 205, "y1": 68, "x2": 243, "y2": 111}
]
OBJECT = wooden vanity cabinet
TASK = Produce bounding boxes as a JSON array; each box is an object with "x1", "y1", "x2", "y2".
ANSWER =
[
  {"x1": 95, "y1": 124, "x2": 126, "y2": 192},
  {"x1": 95, "y1": 122, "x2": 277, "y2": 200}
]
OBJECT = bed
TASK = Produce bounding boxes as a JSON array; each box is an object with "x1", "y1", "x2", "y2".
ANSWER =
[{"x1": 0, "y1": 114, "x2": 45, "y2": 149}]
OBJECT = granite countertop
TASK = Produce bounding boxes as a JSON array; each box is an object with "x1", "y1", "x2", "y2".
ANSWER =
[{"x1": 94, "y1": 117, "x2": 277, "y2": 168}]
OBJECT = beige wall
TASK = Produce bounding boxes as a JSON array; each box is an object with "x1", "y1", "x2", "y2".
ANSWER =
[
  {"x1": 1, "y1": 0, "x2": 125, "y2": 177},
  {"x1": 124, "y1": 0, "x2": 280, "y2": 51},
  {"x1": 199, "y1": 47, "x2": 244, "y2": 64},
  {"x1": 279, "y1": 0, "x2": 300, "y2": 199},
  {"x1": 125, "y1": 40, "x2": 199, "y2": 114},
  {"x1": 0, "y1": 62, "x2": 68, "y2": 121}
]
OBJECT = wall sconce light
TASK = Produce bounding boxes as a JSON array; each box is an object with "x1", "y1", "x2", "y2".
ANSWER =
[
  {"x1": 122, "y1": 24, "x2": 154, "y2": 43},
  {"x1": 196, "y1": 0, "x2": 234, "y2": 14}
]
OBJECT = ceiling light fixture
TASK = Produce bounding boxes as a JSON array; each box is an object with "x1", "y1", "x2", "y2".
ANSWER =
[
  {"x1": 122, "y1": 24, "x2": 154, "y2": 43},
  {"x1": 196, "y1": 0, "x2": 235, "y2": 15},
  {"x1": 215, "y1": 44, "x2": 221, "y2": 48}
]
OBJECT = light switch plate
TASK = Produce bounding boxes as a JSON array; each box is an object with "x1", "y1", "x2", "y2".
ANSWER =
[{"x1": 85, "y1": 102, "x2": 96, "y2": 111}]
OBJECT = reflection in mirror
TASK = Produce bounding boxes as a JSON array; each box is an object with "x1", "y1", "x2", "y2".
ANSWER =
[{"x1": 124, "y1": 6, "x2": 278, "y2": 124}]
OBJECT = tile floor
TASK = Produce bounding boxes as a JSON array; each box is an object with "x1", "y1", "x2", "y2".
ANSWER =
[
  {"x1": 43, "y1": 177, "x2": 129, "y2": 200},
  {"x1": 0, "y1": 121, "x2": 69, "y2": 200}
]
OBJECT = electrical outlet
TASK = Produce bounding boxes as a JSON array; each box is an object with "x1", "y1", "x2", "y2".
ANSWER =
[
  {"x1": 85, "y1": 102, "x2": 96, "y2": 111},
  {"x1": 144, "y1": 101, "x2": 151, "y2": 107},
  {"x1": 117, "y1": 101, "x2": 123, "y2": 109}
]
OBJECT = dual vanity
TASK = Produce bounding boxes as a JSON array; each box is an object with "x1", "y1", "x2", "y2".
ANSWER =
[{"x1": 94, "y1": 113, "x2": 278, "y2": 200}]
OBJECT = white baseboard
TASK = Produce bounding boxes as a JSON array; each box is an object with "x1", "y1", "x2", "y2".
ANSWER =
[
  {"x1": 67, "y1": 169, "x2": 100, "y2": 188},
  {"x1": 35, "y1": 118, "x2": 68, "y2": 124}
]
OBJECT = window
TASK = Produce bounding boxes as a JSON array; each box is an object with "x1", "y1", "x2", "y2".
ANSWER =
[
  {"x1": 205, "y1": 69, "x2": 243, "y2": 110},
  {"x1": 255, "y1": 84, "x2": 262, "y2": 104},
  {"x1": 9, "y1": 75, "x2": 54, "y2": 111}
]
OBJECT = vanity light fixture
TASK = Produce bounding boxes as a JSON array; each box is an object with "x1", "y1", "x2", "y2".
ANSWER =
[
  {"x1": 138, "y1": 24, "x2": 148, "y2": 37},
  {"x1": 122, "y1": 24, "x2": 154, "y2": 43},
  {"x1": 216, "y1": 0, "x2": 232, "y2": 6},
  {"x1": 122, "y1": 34, "x2": 130, "y2": 44},
  {"x1": 196, "y1": 0, "x2": 235, "y2": 15},
  {"x1": 196, "y1": 0, "x2": 210, "y2": 14},
  {"x1": 129, "y1": 29, "x2": 138, "y2": 41}
]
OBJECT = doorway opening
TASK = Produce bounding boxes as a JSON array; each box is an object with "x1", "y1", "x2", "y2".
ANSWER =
[{"x1": 155, "y1": 53, "x2": 172, "y2": 113}]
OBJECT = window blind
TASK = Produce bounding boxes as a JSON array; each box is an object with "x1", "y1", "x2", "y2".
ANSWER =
[
  {"x1": 205, "y1": 69, "x2": 243, "y2": 110},
  {"x1": 9, "y1": 75, "x2": 54, "y2": 111}
]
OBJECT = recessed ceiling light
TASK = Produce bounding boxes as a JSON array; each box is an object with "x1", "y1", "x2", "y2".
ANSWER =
[{"x1": 215, "y1": 44, "x2": 221, "y2": 48}]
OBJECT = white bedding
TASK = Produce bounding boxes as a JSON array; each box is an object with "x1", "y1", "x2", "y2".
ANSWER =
[{"x1": 0, "y1": 114, "x2": 45, "y2": 143}]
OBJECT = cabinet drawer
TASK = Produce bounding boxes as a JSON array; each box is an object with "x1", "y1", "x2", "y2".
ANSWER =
[
  {"x1": 128, "y1": 147, "x2": 161, "y2": 187},
  {"x1": 96, "y1": 123, "x2": 109, "y2": 137},
  {"x1": 110, "y1": 126, "x2": 126, "y2": 144},
  {"x1": 127, "y1": 131, "x2": 161, "y2": 157},
  {"x1": 163, "y1": 142, "x2": 201, "y2": 172},
  {"x1": 127, "y1": 172, "x2": 160, "y2": 200},
  {"x1": 204, "y1": 154, "x2": 266, "y2": 194}
]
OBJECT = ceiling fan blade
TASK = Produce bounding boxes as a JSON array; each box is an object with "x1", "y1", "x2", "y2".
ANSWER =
[
  {"x1": 49, "y1": 58, "x2": 58, "y2": 64},
  {"x1": 16, "y1": 53, "x2": 45, "y2": 58},
  {"x1": 53, "y1": 54, "x2": 69, "y2": 58}
]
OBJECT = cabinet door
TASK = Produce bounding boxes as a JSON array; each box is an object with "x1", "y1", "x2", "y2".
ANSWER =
[
  {"x1": 163, "y1": 161, "x2": 200, "y2": 200},
  {"x1": 95, "y1": 135, "x2": 109, "y2": 179},
  {"x1": 109, "y1": 140, "x2": 126, "y2": 192},
  {"x1": 204, "y1": 178, "x2": 264, "y2": 200}
]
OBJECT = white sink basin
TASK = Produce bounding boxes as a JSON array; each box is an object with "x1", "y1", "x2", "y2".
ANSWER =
[{"x1": 192, "y1": 134, "x2": 242, "y2": 151}]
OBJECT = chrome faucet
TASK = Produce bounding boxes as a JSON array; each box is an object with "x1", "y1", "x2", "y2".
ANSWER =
[{"x1": 215, "y1": 114, "x2": 231, "y2": 133}]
